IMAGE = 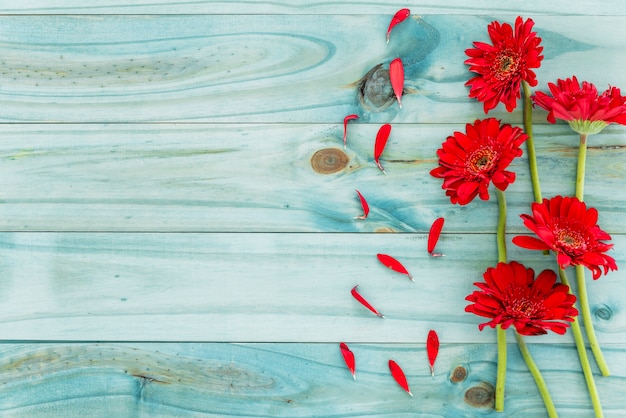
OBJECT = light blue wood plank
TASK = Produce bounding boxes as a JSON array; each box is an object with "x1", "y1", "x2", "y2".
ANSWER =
[
  {"x1": 0, "y1": 342, "x2": 625, "y2": 416},
  {"x1": 0, "y1": 232, "x2": 623, "y2": 343},
  {"x1": 1, "y1": 15, "x2": 626, "y2": 123},
  {"x1": 1, "y1": 123, "x2": 624, "y2": 233},
  {"x1": 0, "y1": 0, "x2": 624, "y2": 15}
]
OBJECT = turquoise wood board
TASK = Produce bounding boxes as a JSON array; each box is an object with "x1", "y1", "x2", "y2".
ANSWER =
[
  {"x1": 2, "y1": 15, "x2": 626, "y2": 123},
  {"x1": 1, "y1": 2, "x2": 626, "y2": 416},
  {"x1": 0, "y1": 0, "x2": 623, "y2": 15},
  {"x1": 0, "y1": 232, "x2": 623, "y2": 343},
  {"x1": 0, "y1": 342, "x2": 625, "y2": 417},
  {"x1": 1, "y1": 123, "x2": 624, "y2": 233}
]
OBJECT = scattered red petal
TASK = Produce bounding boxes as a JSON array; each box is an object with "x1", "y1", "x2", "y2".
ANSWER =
[
  {"x1": 343, "y1": 114, "x2": 359, "y2": 149},
  {"x1": 339, "y1": 342, "x2": 356, "y2": 380},
  {"x1": 389, "y1": 58, "x2": 405, "y2": 108},
  {"x1": 351, "y1": 285, "x2": 385, "y2": 318},
  {"x1": 428, "y1": 217, "x2": 445, "y2": 256},
  {"x1": 427, "y1": 329, "x2": 439, "y2": 376},
  {"x1": 354, "y1": 189, "x2": 370, "y2": 220},
  {"x1": 377, "y1": 253, "x2": 413, "y2": 281},
  {"x1": 388, "y1": 359, "x2": 412, "y2": 396},
  {"x1": 386, "y1": 8, "x2": 411, "y2": 44},
  {"x1": 374, "y1": 123, "x2": 392, "y2": 174}
]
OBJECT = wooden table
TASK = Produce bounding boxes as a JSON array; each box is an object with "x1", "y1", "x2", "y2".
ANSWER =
[{"x1": 1, "y1": 1, "x2": 624, "y2": 416}]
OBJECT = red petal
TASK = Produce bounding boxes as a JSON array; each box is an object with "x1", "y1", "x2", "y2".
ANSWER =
[
  {"x1": 428, "y1": 217, "x2": 445, "y2": 255},
  {"x1": 512, "y1": 235, "x2": 550, "y2": 251},
  {"x1": 354, "y1": 189, "x2": 370, "y2": 219},
  {"x1": 389, "y1": 58, "x2": 405, "y2": 108},
  {"x1": 351, "y1": 285, "x2": 385, "y2": 318},
  {"x1": 343, "y1": 114, "x2": 359, "y2": 149},
  {"x1": 388, "y1": 360, "x2": 412, "y2": 396},
  {"x1": 374, "y1": 124, "x2": 392, "y2": 173},
  {"x1": 426, "y1": 330, "x2": 439, "y2": 376},
  {"x1": 339, "y1": 342, "x2": 356, "y2": 380},
  {"x1": 386, "y1": 8, "x2": 410, "y2": 43},
  {"x1": 377, "y1": 253, "x2": 413, "y2": 281}
]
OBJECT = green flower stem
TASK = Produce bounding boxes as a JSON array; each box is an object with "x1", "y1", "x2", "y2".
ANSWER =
[
  {"x1": 495, "y1": 324, "x2": 507, "y2": 412},
  {"x1": 575, "y1": 132, "x2": 610, "y2": 376},
  {"x1": 495, "y1": 188, "x2": 507, "y2": 411},
  {"x1": 514, "y1": 332, "x2": 558, "y2": 418},
  {"x1": 558, "y1": 268, "x2": 604, "y2": 418},
  {"x1": 496, "y1": 188, "x2": 507, "y2": 263},
  {"x1": 576, "y1": 265, "x2": 611, "y2": 376},
  {"x1": 576, "y1": 134, "x2": 587, "y2": 199},
  {"x1": 522, "y1": 80, "x2": 542, "y2": 203}
]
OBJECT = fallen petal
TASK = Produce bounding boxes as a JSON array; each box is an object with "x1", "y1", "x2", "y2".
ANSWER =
[
  {"x1": 377, "y1": 253, "x2": 413, "y2": 281},
  {"x1": 389, "y1": 359, "x2": 413, "y2": 396},
  {"x1": 343, "y1": 114, "x2": 359, "y2": 149},
  {"x1": 339, "y1": 342, "x2": 356, "y2": 380},
  {"x1": 389, "y1": 58, "x2": 405, "y2": 108},
  {"x1": 386, "y1": 8, "x2": 411, "y2": 44}
]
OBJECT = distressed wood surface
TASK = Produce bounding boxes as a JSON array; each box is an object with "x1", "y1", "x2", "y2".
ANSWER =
[
  {"x1": 2, "y1": 3, "x2": 626, "y2": 417},
  {"x1": 2, "y1": 15, "x2": 626, "y2": 123},
  {"x1": 0, "y1": 0, "x2": 624, "y2": 15},
  {"x1": 0, "y1": 232, "x2": 623, "y2": 343},
  {"x1": 0, "y1": 342, "x2": 625, "y2": 417},
  {"x1": 1, "y1": 123, "x2": 624, "y2": 233}
]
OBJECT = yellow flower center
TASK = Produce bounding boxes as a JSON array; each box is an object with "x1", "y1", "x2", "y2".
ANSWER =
[
  {"x1": 468, "y1": 148, "x2": 496, "y2": 174},
  {"x1": 494, "y1": 50, "x2": 520, "y2": 80},
  {"x1": 556, "y1": 228, "x2": 587, "y2": 254}
]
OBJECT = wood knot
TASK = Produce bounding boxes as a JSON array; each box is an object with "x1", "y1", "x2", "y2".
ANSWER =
[
  {"x1": 593, "y1": 304, "x2": 613, "y2": 321},
  {"x1": 310, "y1": 148, "x2": 349, "y2": 174},
  {"x1": 464, "y1": 382, "x2": 495, "y2": 408},
  {"x1": 357, "y1": 63, "x2": 396, "y2": 112},
  {"x1": 450, "y1": 365, "x2": 467, "y2": 383}
]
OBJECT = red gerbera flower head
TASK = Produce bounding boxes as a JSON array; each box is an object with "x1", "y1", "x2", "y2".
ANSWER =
[
  {"x1": 465, "y1": 261, "x2": 578, "y2": 336},
  {"x1": 532, "y1": 76, "x2": 626, "y2": 135},
  {"x1": 512, "y1": 196, "x2": 618, "y2": 279},
  {"x1": 465, "y1": 16, "x2": 543, "y2": 113},
  {"x1": 430, "y1": 118, "x2": 528, "y2": 205}
]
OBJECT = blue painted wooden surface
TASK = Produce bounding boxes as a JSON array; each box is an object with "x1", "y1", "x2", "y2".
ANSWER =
[{"x1": 1, "y1": 2, "x2": 625, "y2": 416}]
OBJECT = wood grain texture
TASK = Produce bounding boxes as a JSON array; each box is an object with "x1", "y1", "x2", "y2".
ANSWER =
[
  {"x1": 0, "y1": 342, "x2": 624, "y2": 417},
  {"x1": 0, "y1": 232, "x2": 623, "y2": 343},
  {"x1": 0, "y1": 0, "x2": 624, "y2": 15},
  {"x1": 2, "y1": 3, "x2": 626, "y2": 416},
  {"x1": 2, "y1": 14, "x2": 626, "y2": 123},
  {"x1": 1, "y1": 123, "x2": 624, "y2": 233}
]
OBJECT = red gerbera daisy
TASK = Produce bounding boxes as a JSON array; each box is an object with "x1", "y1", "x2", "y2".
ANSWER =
[
  {"x1": 465, "y1": 16, "x2": 543, "y2": 113},
  {"x1": 465, "y1": 261, "x2": 578, "y2": 336},
  {"x1": 532, "y1": 76, "x2": 626, "y2": 135},
  {"x1": 430, "y1": 118, "x2": 527, "y2": 205},
  {"x1": 512, "y1": 196, "x2": 617, "y2": 279}
]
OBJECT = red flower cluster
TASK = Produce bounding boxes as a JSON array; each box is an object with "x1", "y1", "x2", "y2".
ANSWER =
[
  {"x1": 465, "y1": 261, "x2": 578, "y2": 336},
  {"x1": 430, "y1": 118, "x2": 527, "y2": 205},
  {"x1": 465, "y1": 16, "x2": 543, "y2": 113},
  {"x1": 513, "y1": 196, "x2": 617, "y2": 279},
  {"x1": 533, "y1": 76, "x2": 626, "y2": 135}
]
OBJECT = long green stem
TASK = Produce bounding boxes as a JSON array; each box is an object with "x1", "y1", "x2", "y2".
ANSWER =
[
  {"x1": 495, "y1": 324, "x2": 507, "y2": 412},
  {"x1": 576, "y1": 265, "x2": 610, "y2": 376},
  {"x1": 514, "y1": 332, "x2": 558, "y2": 418},
  {"x1": 496, "y1": 189, "x2": 507, "y2": 263},
  {"x1": 558, "y1": 268, "x2": 604, "y2": 418},
  {"x1": 522, "y1": 80, "x2": 542, "y2": 203},
  {"x1": 494, "y1": 188, "x2": 507, "y2": 411},
  {"x1": 574, "y1": 132, "x2": 610, "y2": 376},
  {"x1": 576, "y1": 133, "x2": 587, "y2": 199}
]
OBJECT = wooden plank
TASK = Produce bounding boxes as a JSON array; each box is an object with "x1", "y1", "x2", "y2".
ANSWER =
[
  {"x1": 1, "y1": 123, "x2": 624, "y2": 233},
  {"x1": 0, "y1": 232, "x2": 623, "y2": 342},
  {"x1": 2, "y1": 14, "x2": 626, "y2": 123},
  {"x1": 0, "y1": 0, "x2": 624, "y2": 15},
  {"x1": 0, "y1": 342, "x2": 625, "y2": 416}
]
